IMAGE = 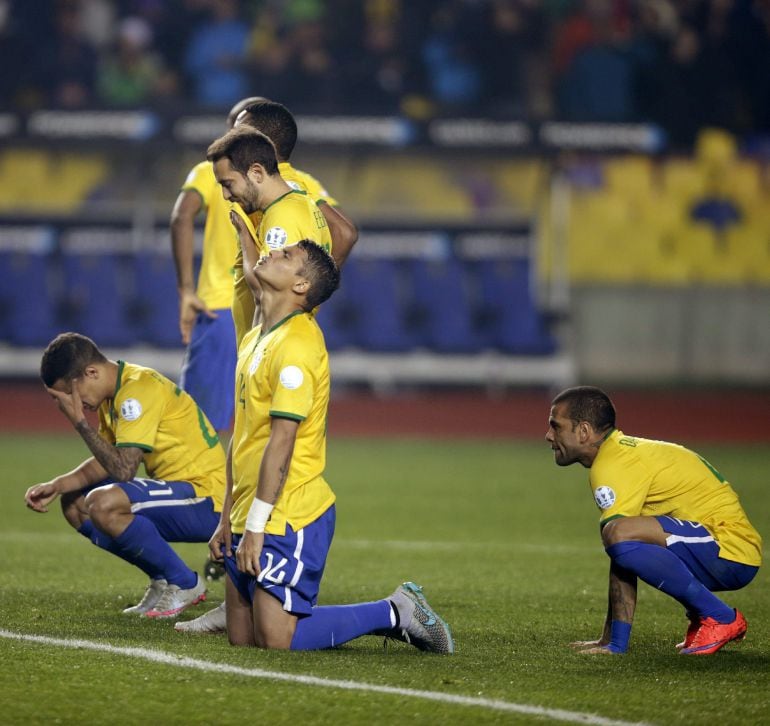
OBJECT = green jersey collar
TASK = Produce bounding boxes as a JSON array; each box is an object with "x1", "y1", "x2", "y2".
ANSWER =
[
  {"x1": 262, "y1": 188, "x2": 307, "y2": 214},
  {"x1": 258, "y1": 310, "x2": 306, "y2": 343}
]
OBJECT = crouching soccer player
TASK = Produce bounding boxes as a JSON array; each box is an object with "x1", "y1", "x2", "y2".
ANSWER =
[
  {"x1": 546, "y1": 386, "x2": 761, "y2": 655},
  {"x1": 192, "y1": 240, "x2": 453, "y2": 652},
  {"x1": 25, "y1": 333, "x2": 226, "y2": 618}
]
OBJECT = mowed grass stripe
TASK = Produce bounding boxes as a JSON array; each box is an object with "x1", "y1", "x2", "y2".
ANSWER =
[{"x1": 1, "y1": 629, "x2": 653, "y2": 726}]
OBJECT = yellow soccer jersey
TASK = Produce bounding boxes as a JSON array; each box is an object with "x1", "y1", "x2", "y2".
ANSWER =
[
  {"x1": 181, "y1": 161, "x2": 238, "y2": 310},
  {"x1": 231, "y1": 188, "x2": 332, "y2": 346},
  {"x1": 590, "y1": 430, "x2": 762, "y2": 566},
  {"x1": 98, "y1": 361, "x2": 225, "y2": 510},
  {"x1": 230, "y1": 313, "x2": 335, "y2": 536}
]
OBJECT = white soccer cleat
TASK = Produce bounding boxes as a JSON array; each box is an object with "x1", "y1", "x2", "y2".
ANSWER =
[
  {"x1": 122, "y1": 578, "x2": 167, "y2": 615},
  {"x1": 386, "y1": 581, "x2": 455, "y2": 654},
  {"x1": 144, "y1": 576, "x2": 206, "y2": 619},
  {"x1": 174, "y1": 602, "x2": 227, "y2": 634}
]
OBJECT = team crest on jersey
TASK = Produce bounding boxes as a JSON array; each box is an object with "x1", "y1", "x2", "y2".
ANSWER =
[
  {"x1": 265, "y1": 226, "x2": 288, "y2": 249},
  {"x1": 120, "y1": 398, "x2": 143, "y2": 421},
  {"x1": 594, "y1": 486, "x2": 616, "y2": 510},
  {"x1": 249, "y1": 351, "x2": 264, "y2": 375},
  {"x1": 279, "y1": 365, "x2": 304, "y2": 390}
]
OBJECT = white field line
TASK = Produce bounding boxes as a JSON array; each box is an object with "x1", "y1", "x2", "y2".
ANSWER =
[{"x1": 0, "y1": 629, "x2": 652, "y2": 726}]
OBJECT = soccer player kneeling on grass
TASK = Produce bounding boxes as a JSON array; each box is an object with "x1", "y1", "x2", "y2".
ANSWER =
[
  {"x1": 25, "y1": 333, "x2": 227, "y2": 619},
  {"x1": 546, "y1": 386, "x2": 761, "y2": 656},
  {"x1": 186, "y1": 240, "x2": 453, "y2": 652}
]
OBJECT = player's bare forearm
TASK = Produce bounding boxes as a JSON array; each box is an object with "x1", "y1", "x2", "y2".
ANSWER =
[
  {"x1": 74, "y1": 420, "x2": 144, "y2": 482},
  {"x1": 170, "y1": 189, "x2": 203, "y2": 292},
  {"x1": 25, "y1": 457, "x2": 107, "y2": 512},
  {"x1": 321, "y1": 204, "x2": 357, "y2": 267},
  {"x1": 608, "y1": 562, "x2": 637, "y2": 624},
  {"x1": 229, "y1": 210, "x2": 261, "y2": 294},
  {"x1": 571, "y1": 564, "x2": 636, "y2": 650},
  {"x1": 256, "y1": 418, "x2": 299, "y2": 505}
]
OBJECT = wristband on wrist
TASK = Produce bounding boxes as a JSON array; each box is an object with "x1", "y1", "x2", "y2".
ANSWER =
[
  {"x1": 608, "y1": 620, "x2": 632, "y2": 653},
  {"x1": 245, "y1": 497, "x2": 274, "y2": 533}
]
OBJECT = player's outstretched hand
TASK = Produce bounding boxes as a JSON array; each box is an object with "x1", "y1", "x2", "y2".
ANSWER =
[
  {"x1": 577, "y1": 645, "x2": 621, "y2": 655},
  {"x1": 25, "y1": 482, "x2": 59, "y2": 513},
  {"x1": 568, "y1": 639, "x2": 607, "y2": 650}
]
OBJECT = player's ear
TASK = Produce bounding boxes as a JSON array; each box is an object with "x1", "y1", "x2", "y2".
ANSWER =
[
  {"x1": 577, "y1": 420, "x2": 592, "y2": 442},
  {"x1": 82, "y1": 365, "x2": 99, "y2": 380},
  {"x1": 292, "y1": 277, "x2": 310, "y2": 296},
  {"x1": 247, "y1": 163, "x2": 265, "y2": 183}
]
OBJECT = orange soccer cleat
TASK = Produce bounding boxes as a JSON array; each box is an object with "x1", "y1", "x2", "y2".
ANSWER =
[
  {"x1": 675, "y1": 613, "x2": 701, "y2": 650},
  {"x1": 680, "y1": 610, "x2": 747, "y2": 655}
]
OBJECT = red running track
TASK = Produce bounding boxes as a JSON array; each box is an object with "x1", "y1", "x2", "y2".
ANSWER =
[{"x1": 3, "y1": 381, "x2": 770, "y2": 443}]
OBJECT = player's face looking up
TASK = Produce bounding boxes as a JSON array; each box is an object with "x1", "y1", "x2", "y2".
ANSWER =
[
  {"x1": 254, "y1": 244, "x2": 309, "y2": 293},
  {"x1": 213, "y1": 158, "x2": 260, "y2": 214}
]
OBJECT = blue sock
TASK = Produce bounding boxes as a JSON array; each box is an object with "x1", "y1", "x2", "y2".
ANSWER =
[
  {"x1": 606, "y1": 541, "x2": 735, "y2": 623},
  {"x1": 290, "y1": 600, "x2": 395, "y2": 650},
  {"x1": 78, "y1": 520, "x2": 162, "y2": 580},
  {"x1": 112, "y1": 516, "x2": 197, "y2": 589}
]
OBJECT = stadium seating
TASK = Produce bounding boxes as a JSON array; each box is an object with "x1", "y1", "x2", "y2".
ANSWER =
[
  {"x1": 475, "y1": 258, "x2": 555, "y2": 354},
  {"x1": 341, "y1": 258, "x2": 417, "y2": 351},
  {"x1": 408, "y1": 258, "x2": 484, "y2": 352},
  {"x1": 60, "y1": 252, "x2": 138, "y2": 347},
  {"x1": 133, "y1": 253, "x2": 183, "y2": 347},
  {"x1": 314, "y1": 260, "x2": 360, "y2": 350},
  {"x1": 0, "y1": 249, "x2": 60, "y2": 346}
]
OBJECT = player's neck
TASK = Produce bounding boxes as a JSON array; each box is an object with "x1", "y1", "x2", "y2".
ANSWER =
[
  {"x1": 258, "y1": 176, "x2": 293, "y2": 210},
  {"x1": 258, "y1": 290, "x2": 304, "y2": 333}
]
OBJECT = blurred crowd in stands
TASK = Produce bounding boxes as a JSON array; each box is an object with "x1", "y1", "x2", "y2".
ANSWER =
[{"x1": 2, "y1": 0, "x2": 770, "y2": 149}]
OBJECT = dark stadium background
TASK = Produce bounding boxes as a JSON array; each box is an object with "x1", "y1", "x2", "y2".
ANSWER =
[{"x1": 1, "y1": 0, "x2": 769, "y2": 441}]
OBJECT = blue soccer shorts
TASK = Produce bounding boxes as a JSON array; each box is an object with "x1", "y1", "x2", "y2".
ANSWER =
[
  {"x1": 179, "y1": 309, "x2": 237, "y2": 432},
  {"x1": 656, "y1": 515, "x2": 759, "y2": 592},
  {"x1": 87, "y1": 478, "x2": 220, "y2": 543},
  {"x1": 225, "y1": 505, "x2": 336, "y2": 617}
]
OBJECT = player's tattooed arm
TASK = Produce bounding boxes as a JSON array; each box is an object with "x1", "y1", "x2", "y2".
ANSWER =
[
  {"x1": 74, "y1": 420, "x2": 144, "y2": 482},
  {"x1": 608, "y1": 561, "x2": 638, "y2": 623}
]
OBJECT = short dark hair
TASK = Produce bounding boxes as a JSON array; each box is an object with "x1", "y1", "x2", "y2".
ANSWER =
[
  {"x1": 238, "y1": 100, "x2": 297, "y2": 161},
  {"x1": 551, "y1": 386, "x2": 616, "y2": 432},
  {"x1": 227, "y1": 95, "x2": 268, "y2": 129},
  {"x1": 297, "y1": 240, "x2": 340, "y2": 311},
  {"x1": 206, "y1": 126, "x2": 279, "y2": 176},
  {"x1": 40, "y1": 332, "x2": 107, "y2": 387}
]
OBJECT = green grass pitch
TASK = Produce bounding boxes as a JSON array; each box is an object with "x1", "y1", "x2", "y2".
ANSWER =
[{"x1": 0, "y1": 433, "x2": 767, "y2": 725}]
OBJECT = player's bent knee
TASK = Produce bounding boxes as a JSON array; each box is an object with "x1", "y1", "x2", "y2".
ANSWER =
[
  {"x1": 601, "y1": 516, "x2": 666, "y2": 548},
  {"x1": 253, "y1": 629, "x2": 292, "y2": 650},
  {"x1": 601, "y1": 518, "x2": 631, "y2": 547},
  {"x1": 227, "y1": 632, "x2": 255, "y2": 647},
  {"x1": 85, "y1": 486, "x2": 129, "y2": 525}
]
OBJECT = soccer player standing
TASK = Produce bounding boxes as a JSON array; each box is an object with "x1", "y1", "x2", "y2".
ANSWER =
[
  {"x1": 229, "y1": 99, "x2": 357, "y2": 347},
  {"x1": 170, "y1": 96, "x2": 264, "y2": 439},
  {"x1": 207, "y1": 125, "x2": 334, "y2": 343},
  {"x1": 25, "y1": 333, "x2": 226, "y2": 619},
  {"x1": 546, "y1": 386, "x2": 761, "y2": 655},
  {"x1": 171, "y1": 99, "x2": 357, "y2": 437}
]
